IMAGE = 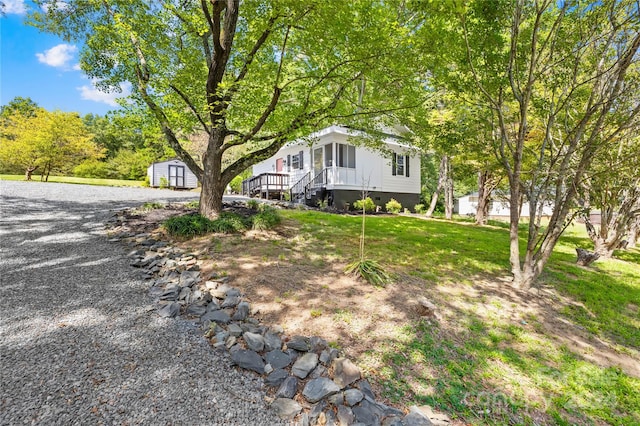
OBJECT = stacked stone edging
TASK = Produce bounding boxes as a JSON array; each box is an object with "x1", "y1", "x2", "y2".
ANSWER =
[{"x1": 106, "y1": 205, "x2": 443, "y2": 426}]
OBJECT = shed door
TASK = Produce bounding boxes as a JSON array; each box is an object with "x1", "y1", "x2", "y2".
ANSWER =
[{"x1": 168, "y1": 165, "x2": 185, "y2": 188}]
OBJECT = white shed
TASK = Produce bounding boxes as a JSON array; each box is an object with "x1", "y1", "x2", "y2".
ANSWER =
[{"x1": 147, "y1": 158, "x2": 199, "y2": 189}]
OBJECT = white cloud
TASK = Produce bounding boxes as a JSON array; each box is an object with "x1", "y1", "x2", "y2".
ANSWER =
[
  {"x1": 36, "y1": 44, "x2": 77, "y2": 68},
  {"x1": 41, "y1": 1, "x2": 70, "y2": 13},
  {"x1": 77, "y1": 80, "x2": 132, "y2": 107},
  {"x1": 1, "y1": 0, "x2": 27, "y2": 15}
]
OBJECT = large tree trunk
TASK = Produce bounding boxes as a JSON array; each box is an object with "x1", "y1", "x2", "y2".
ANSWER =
[
  {"x1": 444, "y1": 159, "x2": 454, "y2": 220},
  {"x1": 199, "y1": 132, "x2": 228, "y2": 219},
  {"x1": 583, "y1": 189, "x2": 640, "y2": 257},
  {"x1": 628, "y1": 216, "x2": 639, "y2": 248},
  {"x1": 475, "y1": 170, "x2": 492, "y2": 225},
  {"x1": 426, "y1": 155, "x2": 448, "y2": 217}
]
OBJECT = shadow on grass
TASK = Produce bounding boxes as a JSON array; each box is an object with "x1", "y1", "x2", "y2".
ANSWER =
[{"x1": 271, "y1": 211, "x2": 640, "y2": 425}]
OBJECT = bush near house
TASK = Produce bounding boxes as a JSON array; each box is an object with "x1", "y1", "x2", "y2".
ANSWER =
[
  {"x1": 385, "y1": 198, "x2": 402, "y2": 213},
  {"x1": 353, "y1": 197, "x2": 376, "y2": 212}
]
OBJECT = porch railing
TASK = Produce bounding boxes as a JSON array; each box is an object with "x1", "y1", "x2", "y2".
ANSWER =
[
  {"x1": 289, "y1": 171, "x2": 313, "y2": 203},
  {"x1": 242, "y1": 173, "x2": 289, "y2": 197}
]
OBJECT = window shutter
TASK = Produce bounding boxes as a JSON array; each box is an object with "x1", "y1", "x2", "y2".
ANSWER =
[
  {"x1": 299, "y1": 151, "x2": 304, "y2": 169},
  {"x1": 405, "y1": 155, "x2": 410, "y2": 177},
  {"x1": 287, "y1": 155, "x2": 291, "y2": 172},
  {"x1": 392, "y1": 153, "x2": 397, "y2": 176}
]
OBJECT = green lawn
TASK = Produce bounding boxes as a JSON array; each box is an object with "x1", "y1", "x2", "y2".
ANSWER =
[
  {"x1": 0, "y1": 174, "x2": 145, "y2": 187},
  {"x1": 279, "y1": 210, "x2": 640, "y2": 425}
]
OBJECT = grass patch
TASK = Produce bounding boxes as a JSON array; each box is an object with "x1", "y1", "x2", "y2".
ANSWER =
[
  {"x1": 0, "y1": 174, "x2": 144, "y2": 187},
  {"x1": 274, "y1": 209, "x2": 640, "y2": 425},
  {"x1": 251, "y1": 205, "x2": 281, "y2": 230},
  {"x1": 136, "y1": 202, "x2": 164, "y2": 213}
]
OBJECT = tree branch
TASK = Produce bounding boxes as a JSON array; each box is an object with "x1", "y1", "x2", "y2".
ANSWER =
[{"x1": 169, "y1": 84, "x2": 211, "y2": 135}]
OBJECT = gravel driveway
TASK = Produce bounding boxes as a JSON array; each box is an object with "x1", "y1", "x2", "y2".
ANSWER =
[{"x1": 0, "y1": 181, "x2": 283, "y2": 425}]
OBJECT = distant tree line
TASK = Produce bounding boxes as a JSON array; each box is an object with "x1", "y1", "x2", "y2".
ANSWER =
[{"x1": 0, "y1": 97, "x2": 174, "y2": 181}]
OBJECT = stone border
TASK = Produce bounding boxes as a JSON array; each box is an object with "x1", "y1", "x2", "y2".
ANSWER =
[{"x1": 106, "y1": 204, "x2": 447, "y2": 426}]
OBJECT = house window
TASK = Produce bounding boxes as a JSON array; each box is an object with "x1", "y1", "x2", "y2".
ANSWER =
[
  {"x1": 291, "y1": 150, "x2": 304, "y2": 170},
  {"x1": 392, "y1": 153, "x2": 410, "y2": 177},
  {"x1": 324, "y1": 143, "x2": 333, "y2": 167},
  {"x1": 337, "y1": 143, "x2": 356, "y2": 168}
]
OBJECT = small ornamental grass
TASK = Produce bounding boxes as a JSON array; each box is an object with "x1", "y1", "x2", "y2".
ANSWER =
[
  {"x1": 209, "y1": 212, "x2": 248, "y2": 233},
  {"x1": 346, "y1": 192, "x2": 391, "y2": 287},
  {"x1": 164, "y1": 207, "x2": 281, "y2": 237},
  {"x1": 251, "y1": 206, "x2": 281, "y2": 230},
  {"x1": 345, "y1": 259, "x2": 391, "y2": 287},
  {"x1": 164, "y1": 213, "x2": 214, "y2": 237}
]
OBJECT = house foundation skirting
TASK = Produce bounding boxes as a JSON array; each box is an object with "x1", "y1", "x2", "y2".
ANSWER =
[{"x1": 327, "y1": 190, "x2": 420, "y2": 212}]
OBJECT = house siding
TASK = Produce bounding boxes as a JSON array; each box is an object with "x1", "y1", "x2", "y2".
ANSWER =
[
  {"x1": 250, "y1": 126, "x2": 421, "y2": 198},
  {"x1": 147, "y1": 159, "x2": 198, "y2": 189}
]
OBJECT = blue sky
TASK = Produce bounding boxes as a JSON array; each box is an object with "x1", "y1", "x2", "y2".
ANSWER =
[{"x1": 1, "y1": 1, "x2": 130, "y2": 116}]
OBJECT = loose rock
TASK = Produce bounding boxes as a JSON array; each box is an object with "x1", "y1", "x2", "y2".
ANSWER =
[
  {"x1": 332, "y1": 358, "x2": 361, "y2": 388},
  {"x1": 243, "y1": 332, "x2": 265, "y2": 352},
  {"x1": 230, "y1": 350, "x2": 264, "y2": 374},
  {"x1": 264, "y1": 332, "x2": 282, "y2": 351},
  {"x1": 232, "y1": 301, "x2": 250, "y2": 321},
  {"x1": 158, "y1": 302, "x2": 180, "y2": 318},
  {"x1": 264, "y1": 350, "x2": 291, "y2": 370},
  {"x1": 337, "y1": 405, "x2": 355, "y2": 426},
  {"x1": 275, "y1": 376, "x2": 298, "y2": 399},
  {"x1": 271, "y1": 398, "x2": 302, "y2": 420},
  {"x1": 292, "y1": 352, "x2": 319, "y2": 379},
  {"x1": 302, "y1": 378, "x2": 341, "y2": 403},
  {"x1": 265, "y1": 369, "x2": 289, "y2": 387},
  {"x1": 287, "y1": 335, "x2": 311, "y2": 352},
  {"x1": 344, "y1": 388, "x2": 364, "y2": 406}
]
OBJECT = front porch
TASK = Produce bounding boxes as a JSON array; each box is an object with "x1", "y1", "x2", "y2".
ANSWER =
[{"x1": 242, "y1": 168, "x2": 334, "y2": 205}]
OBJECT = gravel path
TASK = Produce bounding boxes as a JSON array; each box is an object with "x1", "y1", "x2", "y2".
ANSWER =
[{"x1": 0, "y1": 181, "x2": 284, "y2": 425}]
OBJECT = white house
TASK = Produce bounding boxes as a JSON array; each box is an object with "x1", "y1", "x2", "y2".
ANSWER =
[
  {"x1": 456, "y1": 192, "x2": 554, "y2": 218},
  {"x1": 243, "y1": 125, "x2": 421, "y2": 210},
  {"x1": 147, "y1": 158, "x2": 199, "y2": 189}
]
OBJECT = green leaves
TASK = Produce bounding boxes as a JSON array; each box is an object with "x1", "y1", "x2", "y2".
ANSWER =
[{"x1": 0, "y1": 107, "x2": 103, "y2": 176}]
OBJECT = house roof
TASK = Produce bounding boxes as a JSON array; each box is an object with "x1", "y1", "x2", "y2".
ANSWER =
[{"x1": 283, "y1": 125, "x2": 413, "y2": 149}]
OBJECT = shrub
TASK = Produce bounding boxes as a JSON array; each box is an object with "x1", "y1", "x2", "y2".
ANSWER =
[
  {"x1": 229, "y1": 175, "x2": 243, "y2": 194},
  {"x1": 210, "y1": 212, "x2": 248, "y2": 233},
  {"x1": 251, "y1": 206, "x2": 281, "y2": 230},
  {"x1": 385, "y1": 198, "x2": 402, "y2": 213},
  {"x1": 247, "y1": 199, "x2": 259, "y2": 210},
  {"x1": 164, "y1": 214, "x2": 214, "y2": 237},
  {"x1": 164, "y1": 212, "x2": 249, "y2": 237},
  {"x1": 345, "y1": 259, "x2": 391, "y2": 287},
  {"x1": 353, "y1": 197, "x2": 376, "y2": 212},
  {"x1": 184, "y1": 200, "x2": 199, "y2": 209},
  {"x1": 414, "y1": 203, "x2": 426, "y2": 214},
  {"x1": 159, "y1": 176, "x2": 169, "y2": 189},
  {"x1": 73, "y1": 160, "x2": 111, "y2": 178}
]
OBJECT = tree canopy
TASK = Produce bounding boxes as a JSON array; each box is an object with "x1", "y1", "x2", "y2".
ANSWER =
[
  {"x1": 30, "y1": 0, "x2": 426, "y2": 217},
  {"x1": 0, "y1": 107, "x2": 103, "y2": 180}
]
